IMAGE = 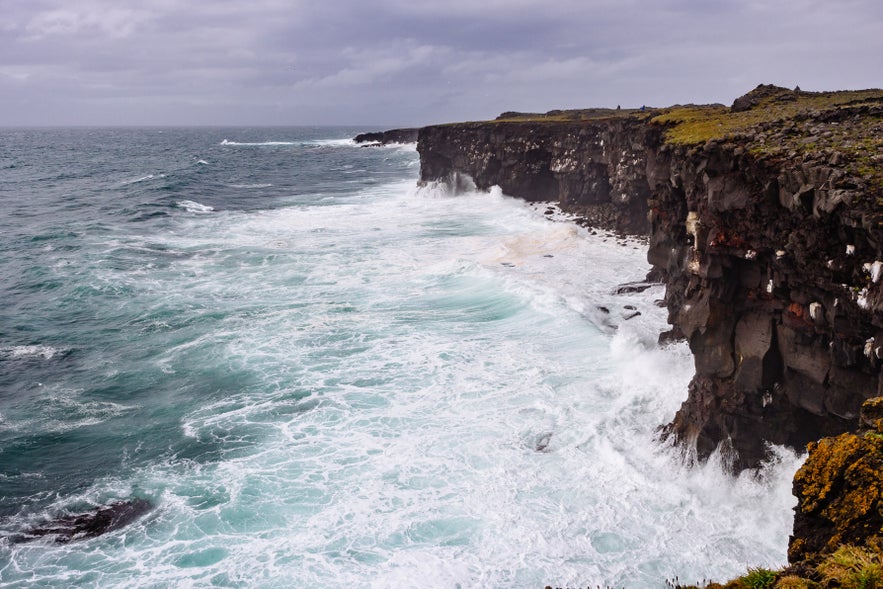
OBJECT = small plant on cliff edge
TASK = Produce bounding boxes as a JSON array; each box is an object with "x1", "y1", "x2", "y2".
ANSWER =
[
  {"x1": 738, "y1": 567, "x2": 777, "y2": 589},
  {"x1": 817, "y1": 544, "x2": 883, "y2": 589}
]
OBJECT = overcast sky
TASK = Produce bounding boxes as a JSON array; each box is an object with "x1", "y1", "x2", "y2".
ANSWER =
[{"x1": 1, "y1": 0, "x2": 881, "y2": 127}]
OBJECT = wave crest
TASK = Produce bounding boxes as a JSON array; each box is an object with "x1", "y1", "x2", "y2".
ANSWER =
[
  {"x1": 220, "y1": 139, "x2": 298, "y2": 146},
  {"x1": 176, "y1": 200, "x2": 214, "y2": 213}
]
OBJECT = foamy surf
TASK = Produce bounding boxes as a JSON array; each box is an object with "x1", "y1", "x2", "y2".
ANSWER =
[
  {"x1": 220, "y1": 139, "x2": 299, "y2": 146},
  {"x1": 0, "y1": 128, "x2": 803, "y2": 589},
  {"x1": 176, "y1": 200, "x2": 214, "y2": 213},
  {"x1": 1, "y1": 345, "x2": 64, "y2": 360},
  {"x1": 227, "y1": 183, "x2": 273, "y2": 189},
  {"x1": 119, "y1": 173, "x2": 161, "y2": 186}
]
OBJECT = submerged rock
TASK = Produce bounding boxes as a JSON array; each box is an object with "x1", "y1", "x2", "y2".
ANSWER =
[{"x1": 11, "y1": 498, "x2": 153, "y2": 544}]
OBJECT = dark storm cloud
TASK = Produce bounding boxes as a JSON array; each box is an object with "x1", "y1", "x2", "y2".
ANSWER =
[{"x1": 1, "y1": 0, "x2": 881, "y2": 126}]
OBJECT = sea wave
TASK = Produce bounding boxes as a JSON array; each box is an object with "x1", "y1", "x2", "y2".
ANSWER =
[
  {"x1": 0, "y1": 345, "x2": 64, "y2": 360},
  {"x1": 176, "y1": 200, "x2": 214, "y2": 213},
  {"x1": 119, "y1": 173, "x2": 165, "y2": 186},
  {"x1": 227, "y1": 183, "x2": 273, "y2": 189},
  {"x1": 310, "y1": 138, "x2": 356, "y2": 147},
  {"x1": 220, "y1": 139, "x2": 298, "y2": 146}
]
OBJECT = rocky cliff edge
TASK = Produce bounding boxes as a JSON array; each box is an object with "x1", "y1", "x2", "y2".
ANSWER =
[{"x1": 416, "y1": 85, "x2": 883, "y2": 471}]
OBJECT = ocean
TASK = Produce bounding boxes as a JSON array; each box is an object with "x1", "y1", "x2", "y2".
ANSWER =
[{"x1": 0, "y1": 127, "x2": 801, "y2": 588}]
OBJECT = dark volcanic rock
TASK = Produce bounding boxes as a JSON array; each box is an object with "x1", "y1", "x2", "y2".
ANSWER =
[
  {"x1": 11, "y1": 498, "x2": 152, "y2": 544},
  {"x1": 354, "y1": 128, "x2": 419, "y2": 145},
  {"x1": 613, "y1": 281, "x2": 661, "y2": 294},
  {"x1": 418, "y1": 118, "x2": 657, "y2": 234},
  {"x1": 731, "y1": 83, "x2": 799, "y2": 112},
  {"x1": 417, "y1": 88, "x2": 883, "y2": 471}
]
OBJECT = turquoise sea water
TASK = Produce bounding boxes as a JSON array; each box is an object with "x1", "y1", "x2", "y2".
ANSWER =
[{"x1": 0, "y1": 128, "x2": 801, "y2": 588}]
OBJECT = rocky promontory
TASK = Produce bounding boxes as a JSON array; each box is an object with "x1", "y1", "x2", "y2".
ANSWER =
[
  {"x1": 354, "y1": 127, "x2": 419, "y2": 145},
  {"x1": 416, "y1": 85, "x2": 883, "y2": 471}
]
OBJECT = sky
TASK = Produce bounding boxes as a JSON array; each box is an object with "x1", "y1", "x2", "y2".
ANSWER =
[{"x1": 1, "y1": 0, "x2": 881, "y2": 127}]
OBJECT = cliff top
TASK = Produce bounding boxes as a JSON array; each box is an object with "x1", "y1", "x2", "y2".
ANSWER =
[
  {"x1": 441, "y1": 84, "x2": 883, "y2": 199},
  {"x1": 492, "y1": 106, "x2": 648, "y2": 122},
  {"x1": 653, "y1": 85, "x2": 883, "y2": 197}
]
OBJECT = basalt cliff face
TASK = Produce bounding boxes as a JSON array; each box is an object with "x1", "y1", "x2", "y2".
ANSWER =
[
  {"x1": 418, "y1": 114, "x2": 656, "y2": 234},
  {"x1": 417, "y1": 86, "x2": 883, "y2": 471}
]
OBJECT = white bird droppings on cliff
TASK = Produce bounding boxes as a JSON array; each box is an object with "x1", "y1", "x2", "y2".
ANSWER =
[{"x1": 862, "y1": 260, "x2": 883, "y2": 283}]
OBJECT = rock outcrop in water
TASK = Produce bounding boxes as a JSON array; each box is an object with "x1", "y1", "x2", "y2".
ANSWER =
[
  {"x1": 10, "y1": 498, "x2": 152, "y2": 544},
  {"x1": 354, "y1": 128, "x2": 419, "y2": 145},
  {"x1": 417, "y1": 85, "x2": 883, "y2": 471}
]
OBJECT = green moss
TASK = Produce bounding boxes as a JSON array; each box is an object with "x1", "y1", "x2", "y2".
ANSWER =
[{"x1": 653, "y1": 89, "x2": 883, "y2": 146}]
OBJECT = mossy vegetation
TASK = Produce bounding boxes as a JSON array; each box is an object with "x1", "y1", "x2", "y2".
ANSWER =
[
  {"x1": 650, "y1": 86, "x2": 883, "y2": 199},
  {"x1": 652, "y1": 88, "x2": 883, "y2": 145},
  {"x1": 790, "y1": 429, "x2": 883, "y2": 561}
]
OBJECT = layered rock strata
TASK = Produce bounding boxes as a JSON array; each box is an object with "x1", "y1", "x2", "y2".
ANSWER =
[{"x1": 417, "y1": 87, "x2": 883, "y2": 470}]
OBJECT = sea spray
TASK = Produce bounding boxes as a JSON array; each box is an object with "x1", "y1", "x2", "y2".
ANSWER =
[{"x1": 0, "y1": 127, "x2": 801, "y2": 588}]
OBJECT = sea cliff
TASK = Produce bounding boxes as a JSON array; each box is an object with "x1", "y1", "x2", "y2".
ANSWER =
[{"x1": 416, "y1": 85, "x2": 883, "y2": 471}]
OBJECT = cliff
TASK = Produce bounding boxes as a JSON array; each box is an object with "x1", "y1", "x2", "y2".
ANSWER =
[
  {"x1": 417, "y1": 111, "x2": 657, "y2": 234},
  {"x1": 354, "y1": 128, "x2": 419, "y2": 145},
  {"x1": 417, "y1": 85, "x2": 883, "y2": 471}
]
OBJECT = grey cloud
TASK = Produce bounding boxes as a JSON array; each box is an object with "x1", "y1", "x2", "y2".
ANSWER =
[{"x1": 0, "y1": 0, "x2": 881, "y2": 126}]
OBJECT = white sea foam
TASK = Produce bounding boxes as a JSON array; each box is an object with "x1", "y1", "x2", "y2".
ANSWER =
[
  {"x1": 220, "y1": 139, "x2": 298, "y2": 146},
  {"x1": 2, "y1": 170, "x2": 804, "y2": 587},
  {"x1": 1, "y1": 345, "x2": 63, "y2": 360},
  {"x1": 2, "y1": 387, "x2": 137, "y2": 434},
  {"x1": 226, "y1": 183, "x2": 273, "y2": 189},
  {"x1": 311, "y1": 138, "x2": 357, "y2": 147},
  {"x1": 119, "y1": 174, "x2": 156, "y2": 186},
  {"x1": 176, "y1": 200, "x2": 214, "y2": 213}
]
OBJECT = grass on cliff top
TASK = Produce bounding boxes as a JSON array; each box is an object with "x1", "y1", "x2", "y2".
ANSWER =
[
  {"x1": 461, "y1": 107, "x2": 649, "y2": 125},
  {"x1": 653, "y1": 88, "x2": 883, "y2": 145}
]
